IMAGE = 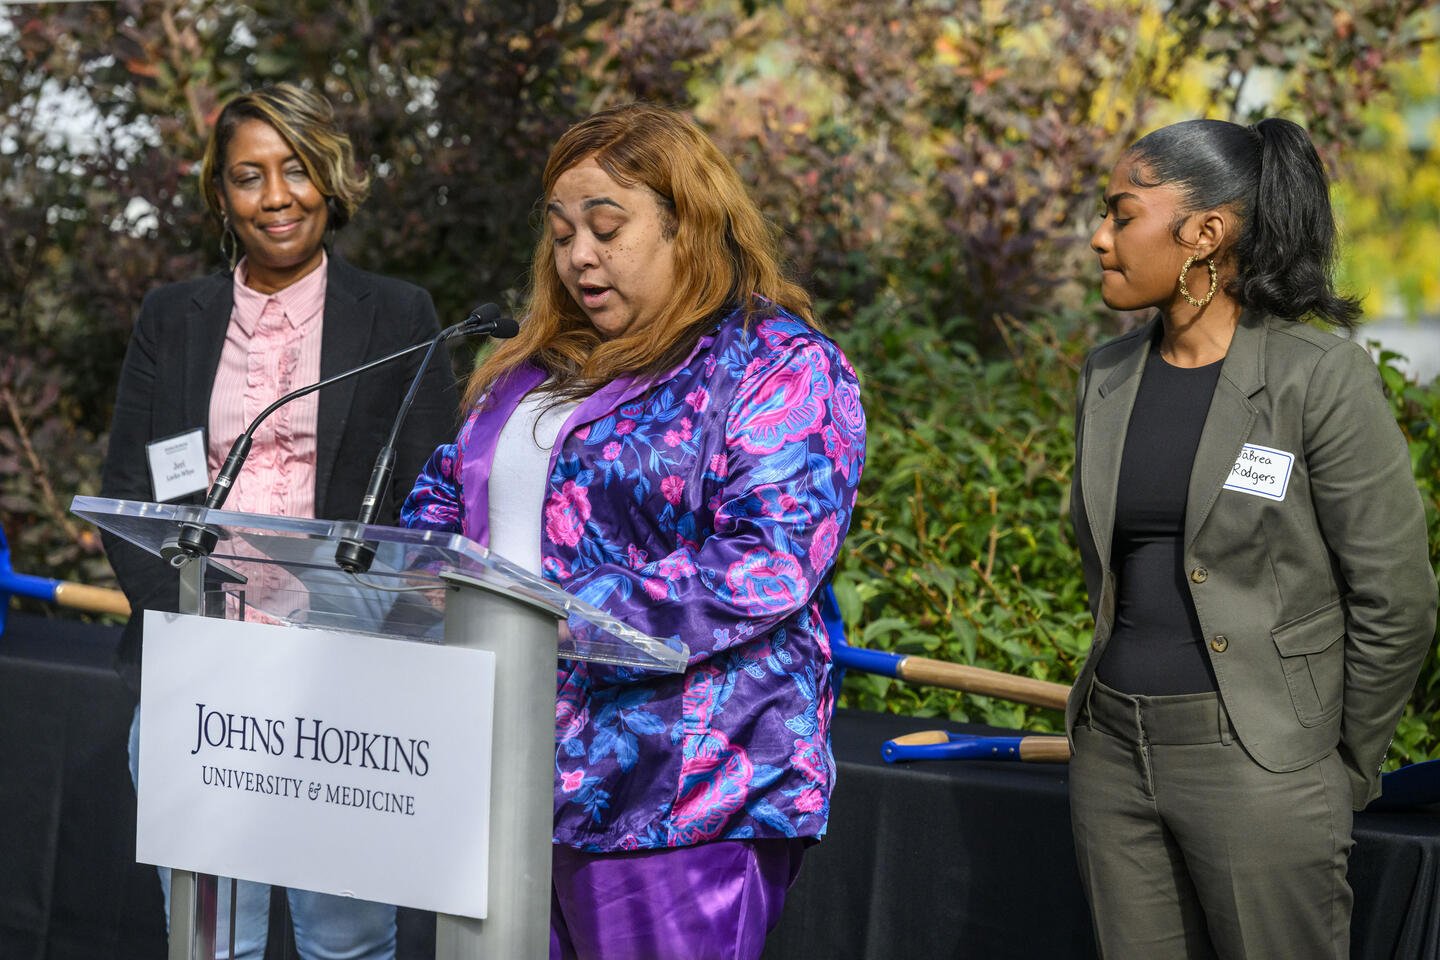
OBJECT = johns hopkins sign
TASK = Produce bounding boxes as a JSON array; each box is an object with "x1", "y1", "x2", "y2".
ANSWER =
[{"x1": 137, "y1": 611, "x2": 496, "y2": 918}]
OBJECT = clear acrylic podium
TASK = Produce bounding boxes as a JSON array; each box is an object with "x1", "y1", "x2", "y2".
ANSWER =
[{"x1": 72, "y1": 495, "x2": 688, "y2": 960}]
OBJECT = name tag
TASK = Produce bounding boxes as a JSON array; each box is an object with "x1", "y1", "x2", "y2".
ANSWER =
[
  {"x1": 147, "y1": 428, "x2": 209, "y2": 502},
  {"x1": 1224, "y1": 442, "x2": 1294, "y2": 502}
]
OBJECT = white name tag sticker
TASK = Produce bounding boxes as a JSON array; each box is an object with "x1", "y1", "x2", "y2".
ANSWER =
[
  {"x1": 1224, "y1": 442, "x2": 1294, "y2": 502},
  {"x1": 147, "y1": 428, "x2": 209, "y2": 502}
]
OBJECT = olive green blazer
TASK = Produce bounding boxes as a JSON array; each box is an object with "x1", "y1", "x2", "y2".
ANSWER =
[{"x1": 1067, "y1": 311, "x2": 1437, "y2": 809}]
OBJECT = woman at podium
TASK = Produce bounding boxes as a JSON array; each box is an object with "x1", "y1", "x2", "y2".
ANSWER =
[
  {"x1": 99, "y1": 83, "x2": 455, "y2": 959},
  {"x1": 403, "y1": 102, "x2": 866, "y2": 959}
]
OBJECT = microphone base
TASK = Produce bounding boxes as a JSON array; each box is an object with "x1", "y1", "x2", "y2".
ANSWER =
[
  {"x1": 334, "y1": 536, "x2": 378, "y2": 575},
  {"x1": 165, "y1": 523, "x2": 219, "y2": 566}
]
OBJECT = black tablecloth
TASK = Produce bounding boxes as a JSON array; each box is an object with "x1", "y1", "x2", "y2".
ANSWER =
[
  {"x1": 5, "y1": 611, "x2": 1439, "y2": 959},
  {"x1": 0, "y1": 613, "x2": 164, "y2": 959},
  {"x1": 763, "y1": 709, "x2": 1440, "y2": 960}
]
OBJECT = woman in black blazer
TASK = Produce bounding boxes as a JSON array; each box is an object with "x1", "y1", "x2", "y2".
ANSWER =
[
  {"x1": 99, "y1": 83, "x2": 455, "y2": 960},
  {"x1": 1068, "y1": 118, "x2": 1436, "y2": 959}
]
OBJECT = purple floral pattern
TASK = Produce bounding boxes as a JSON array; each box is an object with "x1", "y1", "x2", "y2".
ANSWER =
[
  {"x1": 402, "y1": 301, "x2": 865, "y2": 852},
  {"x1": 809, "y1": 514, "x2": 842, "y2": 574},
  {"x1": 728, "y1": 343, "x2": 832, "y2": 455},
  {"x1": 404, "y1": 444, "x2": 464, "y2": 529},
  {"x1": 724, "y1": 548, "x2": 809, "y2": 614},
  {"x1": 544, "y1": 480, "x2": 592, "y2": 548}
]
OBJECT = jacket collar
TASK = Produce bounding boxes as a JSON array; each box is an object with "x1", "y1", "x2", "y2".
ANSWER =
[
  {"x1": 229, "y1": 250, "x2": 328, "y2": 335},
  {"x1": 1081, "y1": 309, "x2": 1269, "y2": 567},
  {"x1": 458, "y1": 321, "x2": 722, "y2": 546},
  {"x1": 1216, "y1": 307, "x2": 1267, "y2": 399},
  {"x1": 1092, "y1": 308, "x2": 1268, "y2": 397},
  {"x1": 315, "y1": 251, "x2": 378, "y2": 515},
  {"x1": 182, "y1": 273, "x2": 235, "y2": 433},
  {"x1": 1081, "y1": 319, "x2": 1153, "y2": 569},
  {"x1": 1183, "y1": 308, "x2": 1266, "y2": 548}
]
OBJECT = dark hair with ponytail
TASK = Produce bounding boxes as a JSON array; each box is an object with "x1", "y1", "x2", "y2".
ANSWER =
[{"x1": 1125, "y1": 117, "x2": 1361, "y2": 328}]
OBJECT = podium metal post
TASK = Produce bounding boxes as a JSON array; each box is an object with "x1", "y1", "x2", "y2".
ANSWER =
[
  {"x1": 436, "y1": 573, "x2": 559, "y2": 959},
  {"x1": 168, "y1": 556, "x2": 219, "y2": 960}
]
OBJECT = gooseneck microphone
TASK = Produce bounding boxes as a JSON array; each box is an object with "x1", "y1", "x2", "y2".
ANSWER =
[
  {"x1": 335, "y1": 303, "x2": 519, "y2": 573},
  {"x1": 169, "y1": 304, "x2": 517, "y2": 563}
]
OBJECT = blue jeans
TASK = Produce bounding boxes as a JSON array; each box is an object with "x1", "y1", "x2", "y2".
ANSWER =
[{"x1": 128, "y1": 707, "x2": 397, "y2": 960}]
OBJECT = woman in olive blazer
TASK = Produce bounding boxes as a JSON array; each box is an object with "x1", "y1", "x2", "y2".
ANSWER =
[{"x1": 1068, "y1": 118, "x2": 1436, "y2": 960}]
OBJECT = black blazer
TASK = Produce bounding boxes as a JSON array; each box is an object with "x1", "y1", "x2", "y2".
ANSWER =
[{"x1": 99, "y1": 253, "x2": 459, "y2": 691}]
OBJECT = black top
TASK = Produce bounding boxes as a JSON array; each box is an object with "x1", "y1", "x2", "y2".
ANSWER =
[{"x1": 1096, "y1": 344, "x2": 1223, "y2": 696}]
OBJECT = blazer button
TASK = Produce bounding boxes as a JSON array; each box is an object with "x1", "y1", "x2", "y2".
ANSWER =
[
  {"x1": 1211, "y1": 635, "x2": 1228, "y2": 653},
  {"x1": 1191, "y1": 566, "x2": 1209, "y2": 583}
]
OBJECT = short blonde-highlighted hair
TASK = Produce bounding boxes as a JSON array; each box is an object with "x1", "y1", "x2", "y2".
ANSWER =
[
  {"x1": 199, "y1": 83, "x2": 370, "y2": 229},
  {"x1": 464, "y1": 102, "x2": 813, "y2": 409}
]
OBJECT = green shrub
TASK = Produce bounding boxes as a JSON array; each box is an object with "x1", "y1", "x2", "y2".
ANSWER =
[
  {"x1": 832, "y1": 306, "x2": 1099, "y2": 732},
  {"x1": 1374, "y1": 347, "x2": 1440, "y2": 769}
]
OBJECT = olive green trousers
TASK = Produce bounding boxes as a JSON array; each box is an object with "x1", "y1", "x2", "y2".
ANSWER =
[{"x1": 1069, "y1": 679, "x2": 1353, "y2": 960}]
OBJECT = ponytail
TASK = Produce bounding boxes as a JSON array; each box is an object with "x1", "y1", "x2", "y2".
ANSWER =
[
  {"x1": 1234, "y1": 118, "x2": 1360, "y2": 328},
  {"x1": 1125, "y1": 117, "x2": 1361, "y2": 329}
]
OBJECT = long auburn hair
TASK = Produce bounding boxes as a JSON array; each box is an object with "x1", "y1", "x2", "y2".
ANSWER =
[{"x1": 463, "y1": 102, "x2": 813, "y2": 409}]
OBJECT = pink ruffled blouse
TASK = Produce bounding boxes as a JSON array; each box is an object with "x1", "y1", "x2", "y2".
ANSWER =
[{"x1": 207, "y1": 253, "x2": 327, "y2": 519}]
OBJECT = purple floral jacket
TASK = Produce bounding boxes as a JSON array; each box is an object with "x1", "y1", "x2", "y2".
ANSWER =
[{"x1": 401, "y1": 301, "x2": 865, "y2": 852}]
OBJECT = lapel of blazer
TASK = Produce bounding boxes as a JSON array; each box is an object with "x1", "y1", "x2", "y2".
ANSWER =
[
  {"x1": 1184, "y1": 310, "x2": 1267, "y2": 548},
  {"x1": 314, "y1": 253, "x2": 378, "y2": 517},
  {"x1": 1081, "y1": 319, "x2": 1154, "y2": 572},
  {"x1": 183, "y1": 273, "x2": 235, "y2": 435}
]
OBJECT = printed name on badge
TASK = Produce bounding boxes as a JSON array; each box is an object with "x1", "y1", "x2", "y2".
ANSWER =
[
  {"x1": 147, "y1": 428, "x2": 209, "y2": 502},
  {"x1": 1223, "y1": 442, "x2": 1294, "y2": 502}
]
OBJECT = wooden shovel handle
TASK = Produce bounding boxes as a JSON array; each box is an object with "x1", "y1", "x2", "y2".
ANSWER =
[
  {"x1": 52, "y1": 582, "x2": 131, "y2": 617},
  {"x1": 1018, "y1": 736, "x2": 1072, "y2": 763},
  {"x1": 888, "y1": 730, "x2": 951, "y2": 747},
  {"x1": 897, "y1": 656, "x2": 1071, "y2": 712}
]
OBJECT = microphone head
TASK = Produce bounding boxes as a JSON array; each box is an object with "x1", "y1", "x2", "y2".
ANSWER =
[
  {"x1": 466, "y1": 302, "x2": 502, "y2": 325},
  {"x1": 450, "y1": 302, "x2": 518, "y2": 340}
]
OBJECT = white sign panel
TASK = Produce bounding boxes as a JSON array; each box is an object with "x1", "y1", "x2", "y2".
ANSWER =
[{"x1": 138, "y1": 611, "x2": 495, "y2": 918}]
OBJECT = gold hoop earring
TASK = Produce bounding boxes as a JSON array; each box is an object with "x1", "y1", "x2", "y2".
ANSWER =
[
  {"x1": 220, "y1": 217, "x2": 239, "y2": 272},
  {"x1": 1179, "y1": 254, "x2": 1217, "y2": 307}
]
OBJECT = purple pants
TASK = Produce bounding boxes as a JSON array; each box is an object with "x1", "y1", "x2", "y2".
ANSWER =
[{"x1": 549, "y1": 838, "x2": 806, "y2": 960}]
